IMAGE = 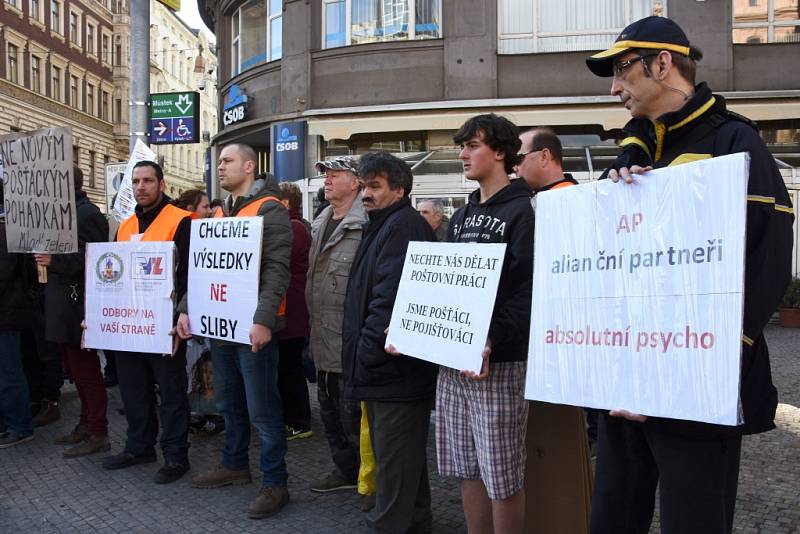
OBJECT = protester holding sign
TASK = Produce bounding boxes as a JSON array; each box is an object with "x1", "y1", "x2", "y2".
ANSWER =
[
  {"x1": 101, "y1": 161, "x2": 193, "y2": 486},
  {"x1": 0, "y1": 183, "x2": 37, "y2": 449},
  {"x1": 180, "y1": 144, "x2": 292, "y2": 521},
  {"x1": 432, "y1": 114, "x2": 534, "y2": 533},
  {"x1": 34, "y1": 167, "x2": 111, "y2": 458},
  {"x1": 341, "y1": 151, "x2": 437, "y2": 532},
  {"x1": 585, "y1": 16, "x2": 795, "y2": 533}
]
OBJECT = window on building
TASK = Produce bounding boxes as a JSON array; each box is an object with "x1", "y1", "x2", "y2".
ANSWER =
[
  {"x1": 87, "y1": 23, "x2": 95, "y2": 54},
  {"x1": 31, "y1": 56, "x2": 41, "y2": 92},
  {"x1": 87, "y1": 84, "x2": 95, "y2": 115},
  {"x1": 5, "y1": 0, "x2": 18, "y2": 9},
  {"x1": 50, "y1": 0, "x2": 62, "y2": 33},
  {"x1": 70, "y1": 75, "x2": 79, "y2": 108},
  {"x1": 733, "y1": 0, "x2": 800, "y2": 44},
  {"x1": 88, "y1": 150, "x2": 96, "y2": 187},
  {"x1": 232, "y1": 0, "x2": 282, "y2": 74},
  {"x1": 102, "y1": 33, "x2": 110, "y2": 63},
  {"x1": 232, "y1": 9, "x2": 241, "y2": 75},
  {"x1": 51, "y1": 65, "x2": 61, "y2": 100},
  {"x1": 30, "y1": 0, "x2": 42, "y2": 21},
  {"x1": 498, "y1": 0, "x2": 666, "y2": 54},
  {"x1": 102, "y1": 90, "x2": 109, "y2": 120},
  {"x1": 73, "y1": 145, "x2": 80, "y2": 168},
  {"x1": 322, "y1": 0, "x2": 441, "y2": 49},
  {"x1": 7, "y1": 44, "x2": 19, "y2": 84},
  {"x1": 115, "y1": 97, "x2": 122, "y2": 121},
  {"x1": 115, "y1": 43, "x2": 122, "y2": 65},
  {"x1": 70, "y1": 11, "x2": 80, "y2": 46}
]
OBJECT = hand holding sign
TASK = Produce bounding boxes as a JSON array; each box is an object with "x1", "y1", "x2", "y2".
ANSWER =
[{"x1": 608, "y1": 165, "x2": 652, "y2": 184}]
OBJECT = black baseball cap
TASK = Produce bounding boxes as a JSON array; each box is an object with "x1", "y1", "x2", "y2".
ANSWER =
[{"x1": 586, "y1": 16, "x2": 700, "y2": 77}]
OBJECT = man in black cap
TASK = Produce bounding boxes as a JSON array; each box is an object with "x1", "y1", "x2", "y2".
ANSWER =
[{"x1": 586, "y1": 15, "x2": 794, "y2": 534}]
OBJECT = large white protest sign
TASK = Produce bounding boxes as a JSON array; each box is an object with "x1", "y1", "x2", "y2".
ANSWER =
[
  {"x1": 84, "y1": 241, "x2": 175, "y2": 354},
  {"x1": 526, "y1": 153, "x2": 749, "y2": 426},
  {"x1": 386, "y1": 242, "x2": 507, "y2": 373},
  {"x1": 112, "y1": 139, "x2": 157, "y2": 222},
  {"x1": 0, "y1": 127, "x2": 77, "y2": 253},
  {"x1": 188, "y1": 217, "x2": 264, "y2": 345}
]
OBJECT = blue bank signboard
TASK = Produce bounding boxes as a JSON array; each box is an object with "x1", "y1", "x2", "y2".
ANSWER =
[{"x1": 272, "y1": 121, "x2": 306, "y2": 182}]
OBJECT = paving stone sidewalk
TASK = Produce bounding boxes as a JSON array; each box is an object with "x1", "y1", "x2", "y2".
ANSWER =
[{"x1": 1, "y1": 324, "x2": 798, "y2": 533}]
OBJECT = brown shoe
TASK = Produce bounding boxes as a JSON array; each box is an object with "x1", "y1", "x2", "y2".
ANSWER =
[
  {"x1": 32, "y1": 400, "x2": 60, "y2": 427},
  {"x1": 63, "y1": 435, "x2": 111, "y2": 459},
  {"x1": 248, "y1": 486, "x2": 289, "y2": 519},
  {"x1": 191, "y1": 464, "x2": 252, "y2": 489},
  {"x1": 54, "y1": 425, "x2": 90, "y2": 445}
]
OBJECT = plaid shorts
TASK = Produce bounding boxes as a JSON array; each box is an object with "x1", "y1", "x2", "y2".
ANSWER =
[{"x1": 435, "y1": 361, "x2": 529, "y2": 500}]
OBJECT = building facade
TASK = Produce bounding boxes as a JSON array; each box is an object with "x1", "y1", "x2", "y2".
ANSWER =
[
  {"x1": 114, "y1": 0, "x2": 218, "y2": 199},
  {"x1": 0, "y1": 0, "x2": 124, "y2": 210},
  {"x1": 198, "y1": 0, "x2": 800, "y2": 270}
]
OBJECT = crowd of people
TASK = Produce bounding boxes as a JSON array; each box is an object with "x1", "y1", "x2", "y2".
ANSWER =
[{"x1": 0, "y1": 16, "x2": 794, "y2": 534}]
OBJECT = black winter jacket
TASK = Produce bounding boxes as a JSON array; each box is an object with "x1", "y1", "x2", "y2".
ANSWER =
[
  {"x1": 449, "y1": 178, "x2": 535, "y2": 362},
  {"x1": 0, "y1": 218, "x2": 37, "y2": 331},
  {"x1": 342, "y1": 198, "x2": 438, "y2": 402},
  {"x1": 606, "y1": 82, "x2": 795, "y2": 438},
  {"x1": 44, "y1": 192, "x2": 108, "y2": 346}
]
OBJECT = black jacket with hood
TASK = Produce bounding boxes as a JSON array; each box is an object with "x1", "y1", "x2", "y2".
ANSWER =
[
  {"x1": 604, "y1": 82, "x2": 795, "y2": 438},
  {"x1": 448, "y1": 178, "x2": 535, "y2": 363},
  {"x1": 342, "y1": 197, "x2": 438, "y2": 402}
]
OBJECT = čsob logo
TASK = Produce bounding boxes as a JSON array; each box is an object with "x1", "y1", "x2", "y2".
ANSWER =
[
  {"x1": 275, "y1": 125, "x2": 300, "y2": 152},
  {"x1": 278, "y1": 127, "x2": 298, "y2": 142},
  {"x1": 224, "y1": 84, "x2": 247, "y2": 110}
]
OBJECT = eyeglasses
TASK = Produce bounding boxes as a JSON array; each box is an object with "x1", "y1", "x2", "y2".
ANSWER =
[
  {"x1": 613, "y1": 53, "x2": 657, "y2": 78},
  {"x1": 517, "y1": 148, "x2": 544, "y2": 159}
]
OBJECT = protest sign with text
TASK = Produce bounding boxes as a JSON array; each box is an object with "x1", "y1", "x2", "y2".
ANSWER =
[
  {"x1": 525, "y1": 153, "x2": 749, "y2": 426},
  {"x1": 111, "y1": 139, "x2": 157, "y2": 222},
  {"x1": 386, "y1": 242, "x2": 506, "y2": 373},
  {"x1": 84, "y1": 241, "x2": 175, "y2": 354},
  {"x1": 188, "y1": 216, "x2": 263, "y2": 344},
  {"x1": 0, "y1": 127, "x2": 76, "y2": 253}
]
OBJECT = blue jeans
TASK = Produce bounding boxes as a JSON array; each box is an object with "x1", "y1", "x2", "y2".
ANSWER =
[
  {"x1": 0, "y1": 331, "x2": 33, "y2": 437},
  {"x1": 212, "y1": 340, "x2": 288, "y2": 487}
]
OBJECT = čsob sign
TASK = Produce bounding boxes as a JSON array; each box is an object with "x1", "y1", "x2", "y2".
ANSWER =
[{"x1": 272, "y1": 121, "x2": 306, "y2": 183}]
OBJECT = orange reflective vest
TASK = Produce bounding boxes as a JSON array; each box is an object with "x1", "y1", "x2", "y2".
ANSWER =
[
  {"x1": 117, "y1": 204, "x2": 192, "y2": 242},
  {"x1": 215, "y1": 195, "x2": 287, "y2": 316},
  {"x1": 550, "y1": 181, "x2": 574, "y2": 190}
]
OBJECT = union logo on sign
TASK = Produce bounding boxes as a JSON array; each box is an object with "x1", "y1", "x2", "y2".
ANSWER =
[
  {"x1": 96, "y1": 252, "x2": 124, "y2": 283},
  {"x1": 133, "y1": 254, "x2": 167, "y2": 279}
]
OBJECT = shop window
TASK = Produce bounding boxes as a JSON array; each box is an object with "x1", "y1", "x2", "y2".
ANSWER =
[
  {"x1": 498, "y1": 0, "x2": 665, "y2": 54},
  {"x1": 232, "y1": 0, "x2": 282, "y2": 74},
  {"x1": 323, "y1": 0, "x2": 441, "y2": 49},
  {"x1": 733, "y1": 0, "x2": 800, "y2": 44}
]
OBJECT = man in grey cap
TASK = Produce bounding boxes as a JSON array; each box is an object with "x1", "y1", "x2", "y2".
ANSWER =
[{"x1": 306, "y1": 157, "x2": 369, "y2": 497}]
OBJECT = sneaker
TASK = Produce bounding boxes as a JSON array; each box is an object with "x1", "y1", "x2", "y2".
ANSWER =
[
  {"x1": 191, "y1": 464, "x2": 252, "y2": 489},
  {"x1": 63, "y1": 435, "x2": 111, "y2": 459},
  {"x1": 286, "y1": 426, "x2": 312, "y2": 441},
  {"x1": 32, "y1": 400, "x2": 60, "y2": 427},
  {"x1": 248, "y1": 486, "x2": 289, "y2": 519},
  {"x1": 310, "y1": 472, "x2": 357, "y2": 493},
  {"x1": 54, "y1": 425, "x2": 90, "y2": 445},
  {"x1": 102, "y1": 451, "x2": 157, "y2": 470},
  {"x1": 0, "y1": 433, "x2": 34, "y2": 449},
  {"x1": 154, "y1": 462, "x2": 190, "y2": 484},
  {"x1": 360, "y1": 493, "x2": 376, "y2": 513}
]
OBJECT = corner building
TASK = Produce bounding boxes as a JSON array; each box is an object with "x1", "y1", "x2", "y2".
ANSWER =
[{"x1": 197, "y1": 0, "x2": 800, "y2": 271}]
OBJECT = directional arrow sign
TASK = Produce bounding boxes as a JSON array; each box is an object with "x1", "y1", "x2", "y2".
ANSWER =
[{"x1": 149, "y1": 91, "x2": 200, "y2": 145}]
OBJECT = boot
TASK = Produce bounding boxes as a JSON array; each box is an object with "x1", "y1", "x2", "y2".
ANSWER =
[
  {"x1": 248, "y1": 486, "x2": 289, "y2": 519},
  {"x1": 32, "y1": 399, "x2": 60, "y2": 427},
  {"x1": 191, "y1": 464, "x2": 252, "y2": 489},
  {"x1": 54, "y1": 424, "x2": 90, "y2": 445},
  {"x1": 63, "y1": 435, "x2": 111, "y2": 459}
]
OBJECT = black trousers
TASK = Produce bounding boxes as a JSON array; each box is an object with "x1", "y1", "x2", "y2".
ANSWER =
[
  {"x1": 591, "y1": 413, "x2": 742, "y2": 534},
  {"x1": 317, "y1": 370, "x2": 360, "y2": 483},
  {"x1": 21, "y1": 326, "x2": 63, "y2": 403},
  {"x1": 116, "y1": 346, "x2": 190, "y2": 464},
  {"x1": 277, "y1": 338, "x2": 311, "y2": 429},
  {"x1": 366, "y1": 398, "x2": 433, "y2": 534}
]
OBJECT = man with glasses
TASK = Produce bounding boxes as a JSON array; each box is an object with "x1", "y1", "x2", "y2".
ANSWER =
[
  {"x1": 514, "y1": 127, "x2": 577, "y2": 208},
  {"x1": 586, "y1": 16, "x2": 794, "y2": 534}
]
